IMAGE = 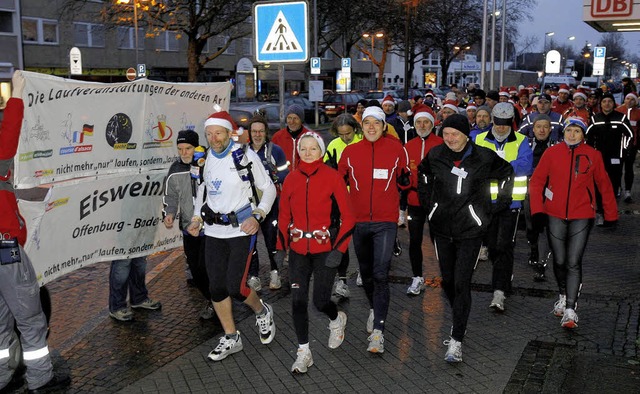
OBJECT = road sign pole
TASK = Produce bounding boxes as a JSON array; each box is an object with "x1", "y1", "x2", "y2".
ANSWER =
[{"x1": 279, "y1": 64, "x2": 285, "y2": 129}]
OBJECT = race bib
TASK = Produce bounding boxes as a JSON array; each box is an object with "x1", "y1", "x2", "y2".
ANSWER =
[
  {"x1": 611, "y1": 158, "x2": 621, "y2": 165},
  {"x1": 373, "y1": 168, "x2": 389, "y2": 179},
  {"x1": 450, "y1": 166, "x2": 468, "y2": 179}
]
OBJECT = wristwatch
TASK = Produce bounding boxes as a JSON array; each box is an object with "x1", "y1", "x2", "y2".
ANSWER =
[{"x1": 252, "y1": 213, "x2": 263, "y2": 223}]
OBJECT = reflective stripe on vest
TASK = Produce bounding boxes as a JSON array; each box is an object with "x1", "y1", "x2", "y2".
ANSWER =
[
  {"x1": 476, "y1": 131, "x2": 528, "y2": 201},
  {"x1": 0, "y1": 348, "x2": 9, "y2": 359},
  {"x1": 23, "y1": 346, "x2": 49, "y2": 361}
]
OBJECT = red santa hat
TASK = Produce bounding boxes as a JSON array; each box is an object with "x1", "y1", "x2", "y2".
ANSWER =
[
  {"x1": 518, "y1": 89, "x2": 529, "y2": 97},
  {"x1": 625, "y1": 92, "x2": 638, "y2": 102},
  {"x1": 442, "y1": 99, "x2": 459, "y2": 113},
  {"x1": 509, "y1": 86, "x2": 518, "y2": 95},
  {"x1": 466, "y1": 103, "x2": 478, "y2": 111},
  {"x1": 382, "y1": 95, "x2": 395, "y2": 106},
  {"x1": 412, "y1": 104, "x2": 435, "y2": 124},
  {"x1": 499, "y1": 87, "x2": 510, "y2": 97},
  {"x1": 558, "y1": 84, "x2": 570, "y2": 94},
  {"x1": 573, "y1": 89, "x2": 588, "y2": 100},
  {"x1": 204, "y1": 105, "x2": 243, "y2": 137}
]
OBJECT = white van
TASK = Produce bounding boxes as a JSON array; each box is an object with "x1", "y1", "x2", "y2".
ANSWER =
[{"x1": 541, "y1": 75, "x2": 577, "y2": 89}]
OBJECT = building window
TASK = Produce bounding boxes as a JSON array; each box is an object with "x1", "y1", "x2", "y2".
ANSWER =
[
  {"x1": 22, "y1": 18, "x2": 58, "y2": 44},
  {"x1": 243, "y1": 38, "x2": 252, "y2": 56},
  {"x1": 73, "y1": 22, "x2": 105, "y2": 47},
  {"x1": 117, "y1": 27, "x2": 144, "y2": 49},
  {"x1": 0, "y1": 11, "x2": 13, "y2": 34},
  {"x1": 155, "y1": 31, "x2": 179, "y2": 51},
  {"x1": 210, "y1": 36, "x2": 234, "y2": 55}
]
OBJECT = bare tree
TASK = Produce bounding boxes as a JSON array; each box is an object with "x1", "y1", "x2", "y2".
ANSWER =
[{"x1": 64, "y1": 0, "x2": 253, "y2": 82}]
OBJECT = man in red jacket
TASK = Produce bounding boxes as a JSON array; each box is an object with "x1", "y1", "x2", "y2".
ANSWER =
[
  {"x1": 403, "y1": 104, "x2": 442, "y2": 295},
  {"x1": 338, "y1": 106, "x2": 411, "y2": 354},
  {"x1": 0, "y1": 72, "x2": 70, "y2": 392}
]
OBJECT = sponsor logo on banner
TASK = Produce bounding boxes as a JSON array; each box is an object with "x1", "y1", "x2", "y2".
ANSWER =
[
  {"x1": 143, "y1": 113, "x2": 174, "y2": 149},
  {"x1": 105, "y1": 113, "x2": 136, "y2": 150},
  {"x1": 59, "y1": 116, "x2": 94, "y2": 155},
  {"x1": 45, "y1": 197, "x2": 69, "y2": 212}
]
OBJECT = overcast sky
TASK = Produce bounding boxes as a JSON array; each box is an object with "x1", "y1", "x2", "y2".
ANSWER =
[{"x1": 527, "y1": 0, "x2": 640, "y2": 56}]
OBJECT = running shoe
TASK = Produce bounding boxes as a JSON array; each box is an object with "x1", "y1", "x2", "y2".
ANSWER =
[
  {"x1": 291, "y1": 347, "x2": 313, "y2": 373},
  {"x1": 443, "y1": 337, "x2": 463, "y2": 363},
  {"x1": 333, "y1": 279, "x2": 350, "y2": 298},
  {"x1": 247, "y1": 276, "x2": 262, "y2": 291},
  {"x1": 367, "y1": 329, "x2": 384, "y2": 353},
  {"x1": 489, "y1": 290, "x2": 505, "y2": 312},
  {"x1": 561, "y1": 308, "x2": 578, "y2": 329},
  {"x1": 553, "y1": 294, "x2": 566, "y2": 317},
  {"x1": 407, "y1": 276, "x2": 426, "y2": 295},
  {"x1": 208, "y1": 332, "x2": 243, "y2": 361},
  {"x1": 366, "y1": 309, "x2": 374, "y2": 334},
  {"x1": 255, "y1": 300, "x2": 275, "y2": 344},
  {"x1": 269, "y1": 270, "x2": 281, "y2": 290},
  {"x1": 328, "y1": 311, "x2": 347, "y2": 349}
]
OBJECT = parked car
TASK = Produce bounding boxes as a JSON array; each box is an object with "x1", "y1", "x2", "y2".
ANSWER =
[
  {"x1": 363, "y1": 90, "x2": 400, "y2": 104},
  {"x1": 319, "y1": 92, "x2": 365, "y2": 118},
  {"x1": 229, "y1": 102, "x2": 282, "y2": 135},
  {"x1": 284, "y1": 96, "x2": 329, "y2": 124}
]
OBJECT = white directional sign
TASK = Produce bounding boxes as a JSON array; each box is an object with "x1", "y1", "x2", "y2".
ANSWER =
[
  {"x1": 341, "y1": 58, "x2": 351, "y2": 74},
  {"x1": 69, "y1": 47, "x2": 82, "y2": 75},
  {"x1": 545, "y1": 50, "x2": 561, "y2": 74},
  {"x1": 254, "y1": 1, "x2": 309, "y2": 63},
  {"x1": 310, "y1": 57, "x2": 321, "y2": 75}
]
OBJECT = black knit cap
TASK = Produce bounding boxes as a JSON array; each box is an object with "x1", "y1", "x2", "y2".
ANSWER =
[
  {"x1": 441, "y1": 113, "x2": 471, "y2": 136},
  {"x1": 176, "y1": 129, "x2": 199, "y2": 147},
  {"x1": 601, "y1": 92, "x2": 617, "y2": 106}
]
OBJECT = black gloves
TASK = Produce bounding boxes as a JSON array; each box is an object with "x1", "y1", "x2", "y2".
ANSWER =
[
  {"x1": 397, "y1": 169, "x2": 411, "y2": 187},
  {"x1": 325, "y1": 149, "x2": 338, "y2": 169}
]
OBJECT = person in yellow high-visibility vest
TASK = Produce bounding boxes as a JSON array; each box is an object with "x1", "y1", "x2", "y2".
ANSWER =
[{"x1": 474, "y1": 102, "x2": 533, "y2": 312}]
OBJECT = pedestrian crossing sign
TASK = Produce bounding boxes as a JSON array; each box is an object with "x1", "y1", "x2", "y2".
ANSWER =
[{"x1": 254, "y1": 1, "x2": 309, "y2": 63}]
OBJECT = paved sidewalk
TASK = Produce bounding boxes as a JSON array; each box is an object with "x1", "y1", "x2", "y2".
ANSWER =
[{"x1": 7, "y1": 189, "x2": 640, "y2": 393}]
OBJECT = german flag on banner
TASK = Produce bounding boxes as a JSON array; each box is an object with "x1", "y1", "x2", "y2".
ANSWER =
[{"x1": 82, "y1": 124, "x2": 94, "y2": 136}]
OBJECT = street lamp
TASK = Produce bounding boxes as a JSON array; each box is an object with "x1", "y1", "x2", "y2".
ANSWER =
[
  {"x1": 362, "y1": 32, "x2": 384, "y2": 90},
  {"x1": 116, "y1": 0, "x2": 143, "y2": 67},
  {"x1": 454, "y1": 46, "x2": 470, "y2": 87}
]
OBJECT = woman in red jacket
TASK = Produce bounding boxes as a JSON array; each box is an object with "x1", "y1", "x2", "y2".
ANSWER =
[
  {"x1": 529, "y1": 117, "x2": 618, "y2": 329},
  {"x1": 277, "y1": 132, "x2": 355, "y2": 374}
]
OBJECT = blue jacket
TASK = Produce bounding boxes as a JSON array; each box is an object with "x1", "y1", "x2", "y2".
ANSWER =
[{"x1": 518, "y1": 110, "x2": 564, "y2": 142}]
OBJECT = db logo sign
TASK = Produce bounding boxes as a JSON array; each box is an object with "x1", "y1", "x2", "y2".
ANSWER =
[{"x1": 591, "y1": 0, "x2": 633, "y2": 17}]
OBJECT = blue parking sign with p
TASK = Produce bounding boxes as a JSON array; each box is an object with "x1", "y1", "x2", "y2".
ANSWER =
[
  {"x1": 595, "y1": 47, "x2": 606, "y2": 58},
  {"x1": 342, "y1": 58, "x2": 351, "y2": 68}
]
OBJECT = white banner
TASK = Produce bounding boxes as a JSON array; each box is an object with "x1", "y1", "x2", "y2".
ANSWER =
[
  {"x1": 15, "y1": 71, "x2": 230, "y2": 188},
  {"x1": 18, "y1": 171, "x2": 183, "y2": 286}
]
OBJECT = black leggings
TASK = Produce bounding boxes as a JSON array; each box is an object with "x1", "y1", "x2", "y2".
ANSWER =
[
  {"x1": 289, "y1": 250, "x2": 338, "y2": 344},
  {"x1": 546, "y1": 217, "x2": 594, "y2": 310},
  {"x1": 624, "y1": 146, "x2": 637, "y2": 192},
  {"x1": 407, "y1": 204, "x2": 427, "y2": 277}
]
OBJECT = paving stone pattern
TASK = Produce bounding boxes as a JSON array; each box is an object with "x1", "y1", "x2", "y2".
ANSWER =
[{"x1": 16, "y1": 188, "x2": 640, "y2": 393}]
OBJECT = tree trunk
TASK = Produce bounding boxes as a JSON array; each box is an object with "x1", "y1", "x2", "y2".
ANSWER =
[{"x1": 187, "y1": 38, "x2": 201, "y2": 82}]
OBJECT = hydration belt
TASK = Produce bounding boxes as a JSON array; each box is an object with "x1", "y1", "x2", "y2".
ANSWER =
[{"x1": 0, "y1": 238, "x2": 21, "y2": 265}]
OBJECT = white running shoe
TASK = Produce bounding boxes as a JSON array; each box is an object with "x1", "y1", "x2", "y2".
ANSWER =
[
  {"x1": 443, "y1": 337, "x2": 462, "y2": 363},
  {"x1": 398, "y1": 209, "x2": 407, "y2": 228},
  {"x1": 366, "y1": 309, "x2": 374, "y2": 333},
  {"x1": 356, "y1": 270, "x2": 363, "y2": 287},
  {"x1": 291, "y1": 347, "x2": 313, "y2": 373},
  {"x1": 553, "y1": 294, "x2": 566, "y2": 317},
  {"x1": 207, "y1": 332, "x2": 243, "y2": 361},
  {"x1": 407, "y1": 276, "x2": 426, "y2": 295},
  {"x1": 367, "y1": 329, "x2": 384, "y2": 353},
  {"x1": 561, "y1": 308, "x2": 579, "y2": 329},
  {"x1": 269, "y1": 270, "x2": 281, "y2": 290},
  {"x1": 255, "y1": 300, "x2": 275, "y2": 344},
  {"x1": 334, "y1": 279, "x2": 350, "y2": 298},
  {"x1": 328, "y1": 311, "x2": 347, "y2": 349},
  {"x1": 489, "y1": 290, "x2": 505, "y2": 312},
  {"x1": 248, "y1": 276, "x2": 262, "y2": 291}
]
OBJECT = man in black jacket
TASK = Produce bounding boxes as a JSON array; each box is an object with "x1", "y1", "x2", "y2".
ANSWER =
[
  {"x1": 418, "y1": 114, "x2": 513, "y2": 364},
  {"x1": 586, "y1": 92, "x2": 633, "y2": 225}
]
